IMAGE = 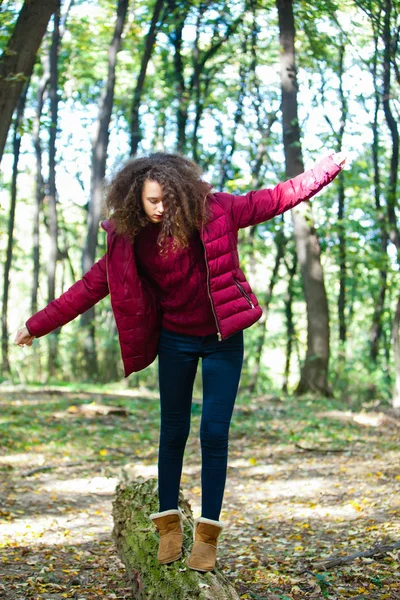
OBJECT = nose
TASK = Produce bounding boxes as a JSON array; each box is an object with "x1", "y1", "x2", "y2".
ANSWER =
[{"x1": 157, "y1": 202, "x2": 164, "y2": 214}]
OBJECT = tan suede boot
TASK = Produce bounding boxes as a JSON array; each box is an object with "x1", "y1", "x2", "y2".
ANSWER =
[
  {"x1": 150, "y1": 508, "x2": 183, "y2": 564},
  {"x1": 187, "y1": 517, "x2": 224, "y2": 572}
]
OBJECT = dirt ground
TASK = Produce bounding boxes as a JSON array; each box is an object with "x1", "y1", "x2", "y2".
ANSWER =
[{"x1": 0, "y1": 386, "x2": 399, "y2": 599}]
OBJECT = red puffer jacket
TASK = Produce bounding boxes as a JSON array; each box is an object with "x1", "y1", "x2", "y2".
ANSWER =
[{"x1": 26, "y1": 155, "x2": 341, "y2": 377}]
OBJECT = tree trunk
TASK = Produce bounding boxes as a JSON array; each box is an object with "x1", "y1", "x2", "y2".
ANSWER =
[
  {"x1": 100, "y1": 313, "x2": 120, "y2": 382},
  {"x1": 382, "y1": 0, "x2": 400, "y2": 408},
  {"x1": 369, "y1": 27, "x2": 388, "y2": 363},
  {"x1": 336, "y1": 42, "x2": 347, "y2": 355},
  {"x1": 276, "y1": 0, "x2": 331, "y2": 396},
  {"x1": 81, "y1": 0, "x2": 129, "y2": 379},
  {"x1": 245, "y1": 29, "x2": 281, "y2": 394},
  {"x1": 282, "y1": 245, "x2": 297, "y2": 393},
  {"x1": 31, "y1": 0, "x2": 72, "y2": 322},
  {"x1": 83, "y1": 0, "x2": 129, "y2": 275},
  {"x1": 218, "y1": 36, "x2": 247, "y2": 189},
  {"x1": 190, "y1": 4, "x2": 215, "y2": 162},
  {"x1": 0, "y1": 0, "x2": 57, "y2": 164},
  {"x1": 191, "y1": 68, "x2": 213, "y2": 164},
  {"x1": 247, "y1": 228, "x2": 285, "y2": 395},
  {"x1": 47, "y1": 2, "x2": 61, "y2": 378},
  {"x1": 171, "y1": 14, "x2": 189, "y2": 154},
  {"x1": 112, "y1": 478, "x2": 240, "y2": 599},
  {"x1": 130, "y1": 0, "x2": 165, "y2": 156},
  {"x1": 382, "y1": 0, "x2": 400, "y2": 256},
  {"x1": 31, "y1": 57, "x2": 49, "y2": 316},
  {"x1": 1, "y1": 83, "x2": 29, "y2": 376}
]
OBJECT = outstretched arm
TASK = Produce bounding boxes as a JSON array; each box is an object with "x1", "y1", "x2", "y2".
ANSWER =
[
  {"x1": 215, "y1": 152, "x2": 346, "y2": 230},
  {"x1": 18, "y1": 254, "x2": 109, "y2": 342}
]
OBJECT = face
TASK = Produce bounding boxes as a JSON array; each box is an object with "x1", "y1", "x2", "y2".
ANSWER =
[{"x1": 141, "y1": 179, "x2": 164, "y2": 223}]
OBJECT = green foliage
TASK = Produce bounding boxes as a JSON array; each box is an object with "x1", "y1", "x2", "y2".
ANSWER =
[
  {"x1": 1, "y1": 0, "x2": 399, "y2": 406},
  {"x1": 0, "y1": 1, "x2": 23, "y2": 52}
]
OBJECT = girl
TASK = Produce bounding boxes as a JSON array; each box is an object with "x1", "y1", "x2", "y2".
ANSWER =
[{"x1": 15, "y1": 151, "x2": 346, "y2": 572}]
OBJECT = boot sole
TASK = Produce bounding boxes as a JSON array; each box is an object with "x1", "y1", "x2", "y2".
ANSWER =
[
  {"x1": 158, "y1": 551, "x2": 183, "y2": 565},
  {"x1": 187, "y1": 563, "x2": 214, "y2": 572}
]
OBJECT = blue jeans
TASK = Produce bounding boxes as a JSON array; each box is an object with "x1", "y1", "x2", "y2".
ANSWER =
[{"x1": 157, "y1": 327, "x2": 244, "y2": 520}]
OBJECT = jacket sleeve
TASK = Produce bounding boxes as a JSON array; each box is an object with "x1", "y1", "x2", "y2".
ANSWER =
[
  {"x1": 26, "y1": 254, "x2": 109, "y2": 338},
  {"x1": 215, "y1": 154, "x2": 342, "y2": 230}
]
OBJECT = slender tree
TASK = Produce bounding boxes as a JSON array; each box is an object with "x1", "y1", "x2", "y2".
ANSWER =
[
  {"x1": 218, "y1": 34, "x2": 247, "y2": 189},
  {"x1": 169, "y1": 1, "x2": 242, "y2": 156},
  {"x1": 247, "y1": 227, "x2": 285, "y2": 395},
  {"x1": 319, "y1": 41, "x2": 348, "y2": 360},
  {"x1": 1, "y1": 82, "x2": 29, "y2": 375},
  {"x1": 81, "y1": 0, "x2": 129, "y2": 378},
  {"x1": 276, "y1": 0, "x2": 332, "y2": 395},
  {"x1": 31, "y1": 1, "x2": 74, "y2": 317},
  {"x1": 282, "y1": 242, "x2": 297, "y2": 393},
  {"x1": 46, "y1": 1, "x2": 61, "y2": 377},
  {"x1": 169, "y1": 4, "x2": 191, "y2": 153},
  {"x1": 369, "y1": 26, "x2": 389, "y2": 364},
  {"x1": 130, "y1": 0, "x2": 166, "y2": 155},
  {"x1": 381, "y1": 0, "x2": 400, "y2": 407},
  {"x1": 31, "y1": 57, "x2": 49, "y2": 317},
  {"x1": 336, "y1": 43, "x2": 347, "y2": 352}
]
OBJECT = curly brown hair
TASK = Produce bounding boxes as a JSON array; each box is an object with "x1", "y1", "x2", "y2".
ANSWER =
[{"x1": 104, "y1": 153, "x2": 212, "y2": 253}]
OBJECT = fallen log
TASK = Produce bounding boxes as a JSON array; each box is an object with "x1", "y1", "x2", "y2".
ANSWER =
[
  {"x1": 112, "y1": 477, "x2": 240, "y2": 600},
  {"x1": 68, "y1": 402, "x2": 129, "y2": 416}
]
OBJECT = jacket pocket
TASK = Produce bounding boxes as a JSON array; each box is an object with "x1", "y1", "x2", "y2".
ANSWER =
[{"x1": 233, "y1": 277, "x2": 255, "y2": 308}]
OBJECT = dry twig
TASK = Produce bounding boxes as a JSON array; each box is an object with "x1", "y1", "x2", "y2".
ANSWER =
[{"x1": 308, "y1": 540, "x2": 400, "y2": 571}]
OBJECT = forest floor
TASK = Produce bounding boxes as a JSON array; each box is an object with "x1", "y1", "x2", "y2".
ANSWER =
[{"x1": 0, "y1": 383, "x2": 399, "y2": 600}]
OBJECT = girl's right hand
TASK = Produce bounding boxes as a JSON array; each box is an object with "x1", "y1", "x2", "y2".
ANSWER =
[
  {"x1": 331, "y1": 151, "x2": 347, "y2": 168},
  {"x1": 15, "y1": 326, "x2": 35, "y2": 347}
]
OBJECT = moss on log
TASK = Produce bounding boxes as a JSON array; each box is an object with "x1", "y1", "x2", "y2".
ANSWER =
[{"x1": 112, "y1": 477, "x2": 240, "y2": 600}]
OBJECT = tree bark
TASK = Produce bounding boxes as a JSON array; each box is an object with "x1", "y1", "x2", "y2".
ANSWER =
[
  {"x1": 83, "y1": 0, "x2": 129, "y2": 275},
  {"x1": 81, "y1": 0, "x2": 129, "y2": 379},
  {"x1": 112, "y1": 478, "x2": 240, "y2": 599},
  {"x1": 245, "y1": 13, "x2": 281, "y2": 394},
  {"x1": 130, "y1": 0, "x2": 165, "y2": 156},
  {"x1": 171, "y1": 11, "x2": 190, "y2": 153},
  {"x1": 47, "y1": 1, "x2": 61, "y2": 378},
  {"x1": 247, "y1": 229, "x2": 285, "y2": 396},
  {"x1": 171, "y1": 4, "x2": 242, "y2": 159},
  {"x1": 369, "y1": 27, "x2": 388, "y2": 363},
  {"x1": 1, "y1": 83, "x2": 29, "y2": 376},
  {"x1": 192, "y1": 68, "x2": 214, "y2": 164},
  {"x1": 31, "y1": 0, "x2": 72, "y2": 326},
  {"x1": 276, "y1": 0, "x2": 331, "y2": 396},
  {"x1": 382, "y1": 0, "x2": 400, "y2": 408},
  {"x1": 31, "y1": 57, "x2": 49, "y2": 316},
  {"x1": 382, "y1": 0, "x2": 400, "y2": 256},
  {"x1": 282, "y1": 245, "x2": 297, "y2": 393},
  {"x1": 0, "y1": 0, "x2": 57, "y2": 164},
  {"x1": 218, "y1": 36, "x2": 247, "y2": 189},
  {"x1": 336, "y1": 42, "x2": 347, "y2": 353}
]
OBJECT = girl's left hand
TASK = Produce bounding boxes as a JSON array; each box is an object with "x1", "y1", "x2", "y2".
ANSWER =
[{"x1": 331, "y1": 151, "x2": 347, "y2": 168}]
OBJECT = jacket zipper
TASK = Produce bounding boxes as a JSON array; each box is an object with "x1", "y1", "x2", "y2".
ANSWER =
[
  {"x1": 202, "y1": 201, "x2": 222, "y2": 342},
  {"x1": 105, "y1": 236, "x2": 112, "y2": 300},
  {"x1": 233, "y1": 277, "x2": 255, "y2": 308}
]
